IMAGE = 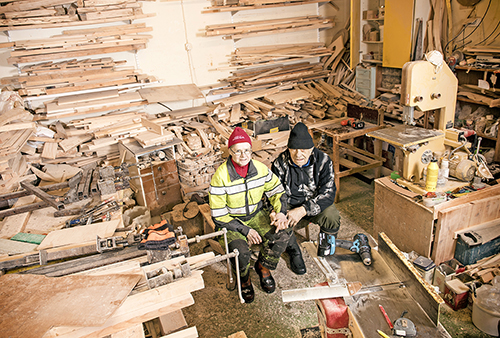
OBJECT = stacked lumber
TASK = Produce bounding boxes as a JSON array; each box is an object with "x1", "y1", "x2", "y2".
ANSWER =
[
  {"x1": 205, "y1": 15, "x2": 334, "y2": 40},
  {"x1": 0, "y1": 0, "x2": 154, "y2": 30},
  {"x1": 216, "y1": 62, "x2": 330, "y2": 93},
  {"x1": 41, "y1": 91, "x2": 147, "y2": 119},
  {"x1": 0, "y1": 23, "x2": 152, "y2": 65},
  {"x1": 203, "y1": 0, "x2": 327, "y2": 13},
  {"x1": 1, "y1": 56, "x2": 155, "y2": 97},
  {"x1": 227, "y1": 43, "x2": 334, "y2": 69}
]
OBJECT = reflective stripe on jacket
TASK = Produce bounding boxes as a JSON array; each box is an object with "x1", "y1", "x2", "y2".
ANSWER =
[{"x1": 209, "y1": 159, "x2": 287, "y2": 236}]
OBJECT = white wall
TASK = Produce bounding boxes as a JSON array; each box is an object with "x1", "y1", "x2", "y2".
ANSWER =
[{"x1": 0, "y1": 1, "x2": 349, "y2": 95}]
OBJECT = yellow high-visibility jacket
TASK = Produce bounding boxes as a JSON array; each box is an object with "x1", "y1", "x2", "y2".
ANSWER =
[{"x1": 209, "y1": 159, "x2": 287, "y2": 236}]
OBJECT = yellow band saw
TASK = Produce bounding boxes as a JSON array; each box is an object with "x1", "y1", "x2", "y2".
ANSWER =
[{"x1": 368, "y1": 51, "x2": 492, "y2": 183}]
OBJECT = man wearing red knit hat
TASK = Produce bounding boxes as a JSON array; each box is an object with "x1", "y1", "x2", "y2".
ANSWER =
[{"x1": 209, "y1": 127, "x2": 289, "y2": 303}]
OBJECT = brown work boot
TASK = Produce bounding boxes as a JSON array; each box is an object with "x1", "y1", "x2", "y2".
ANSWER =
[
  {"x1": 254, "y1": 261, "x2": 275, "y2": 294},
  {"x1": 241, "y1": 275, "x2": 254, "y2": 303}
]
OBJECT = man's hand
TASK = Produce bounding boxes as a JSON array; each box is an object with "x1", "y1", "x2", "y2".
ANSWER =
[
  {"x1": 271, "y1": 212, "x2": 288, "y2": 233},
  {"x1": 287, "y1": 206, "x2": 307, "y2": 227},
  {"x1": 246, "y1": 229, "x2": 262, "y2": 245}
]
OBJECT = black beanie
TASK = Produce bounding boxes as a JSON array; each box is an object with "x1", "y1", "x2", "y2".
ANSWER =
[{"x1": 288, "y1": 122, "x2": 314, "y2": 149}]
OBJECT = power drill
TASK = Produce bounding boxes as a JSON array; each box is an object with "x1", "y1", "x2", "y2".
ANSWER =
[
  {"x1": 341, "y1": 118, "x2": 365, "y2": 129},
  {"x1": 317, "y1": 233, "x2": 372, "y2": 265}
]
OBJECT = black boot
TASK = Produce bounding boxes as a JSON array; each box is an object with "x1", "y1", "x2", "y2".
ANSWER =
[
  {"x1": 286, "y1": 238, "x2": 306, "y2": 275},
  {"x1": 317, "y1": 230, "x2": 337, "y2": 257},
  {"x1": 240, "y1": 273, "x2": 254, "y2": 303},
  {"x1": 254, "y1": 260, "x2": 275, "y2": 293}
]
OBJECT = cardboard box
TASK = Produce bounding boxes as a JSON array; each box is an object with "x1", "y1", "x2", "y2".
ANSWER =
[{"x1": 433, "y1": 263, "x2": 456, "y2": 293}]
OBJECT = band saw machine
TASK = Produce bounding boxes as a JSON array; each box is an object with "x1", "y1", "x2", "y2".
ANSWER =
[{"x1": 367, "y1": 52, "x2": 491, "y2": 183}]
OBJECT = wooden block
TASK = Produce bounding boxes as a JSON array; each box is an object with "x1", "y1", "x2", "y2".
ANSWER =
[
  {"x1": 141, "y1": 118, "x2": 164, "y2": 135},
  {"x1": 159, "y1": 310, "x2": 187, "y2": 335},
  {"x1": 41, "y1": 142, "x2": 59, "y2": 159}
]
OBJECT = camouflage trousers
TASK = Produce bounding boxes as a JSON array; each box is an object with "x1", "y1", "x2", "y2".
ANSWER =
[{"x1": 219, "y1": 209, "x2": 293, "y2": 279}]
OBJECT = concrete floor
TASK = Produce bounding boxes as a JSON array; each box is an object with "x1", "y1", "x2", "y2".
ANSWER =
[{"x1": 182, "y1": 175, "x2": 492, "y2": 338}]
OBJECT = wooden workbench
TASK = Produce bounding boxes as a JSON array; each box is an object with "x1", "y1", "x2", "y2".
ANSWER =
[
  {"x1": 312, "y1": 121, "x2": 385, "y2": 202},
  {"x1": 373, "y1": 177, "x2": 500, "y2": 264}
]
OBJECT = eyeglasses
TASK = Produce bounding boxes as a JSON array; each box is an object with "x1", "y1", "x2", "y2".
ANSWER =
[{"x1": 231, "y1": 149, "x2": 252, "y2": 157}]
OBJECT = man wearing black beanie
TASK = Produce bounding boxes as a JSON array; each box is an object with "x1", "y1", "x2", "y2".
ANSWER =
[{"x1": 271, "y1": 122, "x2": 341, "y2": 272}]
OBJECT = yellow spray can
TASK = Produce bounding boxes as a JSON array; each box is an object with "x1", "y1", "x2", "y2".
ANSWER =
[{"x1": 425, "y1": 158, "x2": 439, "y2": 192}]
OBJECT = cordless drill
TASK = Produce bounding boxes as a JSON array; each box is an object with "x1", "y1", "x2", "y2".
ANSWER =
[{"x1": 317, "y1": 233, "x2": 372, "y2": 266}]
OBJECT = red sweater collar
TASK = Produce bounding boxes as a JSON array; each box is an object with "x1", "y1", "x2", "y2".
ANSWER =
[{"x1": 231, "y1": 158, "x2": 249, "y2": 178}]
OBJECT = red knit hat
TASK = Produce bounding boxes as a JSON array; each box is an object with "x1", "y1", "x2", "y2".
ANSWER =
[{"x1": 228, "y1": 127, "x2": 252, "y2": 148}]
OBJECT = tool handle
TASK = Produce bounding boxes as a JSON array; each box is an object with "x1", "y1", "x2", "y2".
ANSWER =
[{"x1": 379, "y1": 305, "x2": 394, "y2": 329}]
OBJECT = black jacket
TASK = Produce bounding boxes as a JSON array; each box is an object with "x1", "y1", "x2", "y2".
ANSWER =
[{"x1": 271, "y1": 148, "x2": 336, "y2": 216}]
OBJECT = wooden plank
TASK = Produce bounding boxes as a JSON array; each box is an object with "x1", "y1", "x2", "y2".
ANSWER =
[
  {"x1": 138, "y1": 84, "x2": 203, "y2": 103},
  {"x1": 0, "y1": 238, "x2": 38, "y2": 255},
  {"x1": 58, "y1": 135, "x2": 93, "y2": 152},
  {"x1": 57, "y1": 89, "x2": 119, "y2": 106},
  {"x1": 110, "y1": 323, "x2": 145, "y2": 338},
  {"x1": 229, "y1": 103, "x2": 241, "y2": 123},
  {"x1": 0, "y1": 0, "x2": 74, "y2": 14},
  {"x1": 164, "y1": 327, "x2": 198, "y2": 338},
  {"x1": 0, "y1": 122, "x2": 36, "y2": 133},
  {"x1": 0, "y1": 273, "x2": 141, "y2": 338},
  {"x1": 8, "y1": 44, "x2": 147, "y2": 64},
  {"x1": 0, "y1": 195, "x2": 36, "y2": 239},
  {"x1": 37, "y1": 219, "x2": 120, "y2": 250},
  {"x1": 433, "y1": 195, "x2": 500, "y2": 265}
]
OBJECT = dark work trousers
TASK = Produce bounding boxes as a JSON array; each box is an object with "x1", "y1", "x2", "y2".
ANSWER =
[
  {"x1": 287, "y1": 203, "x2": 341, "y2": 249},
  {"x1": 218, "y1": 209, "x2": 293, "y2": 279}
]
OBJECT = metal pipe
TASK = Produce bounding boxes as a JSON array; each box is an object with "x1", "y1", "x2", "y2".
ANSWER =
[{"x1": 233, "y1": 249, "x2": 243, "y2": 303}]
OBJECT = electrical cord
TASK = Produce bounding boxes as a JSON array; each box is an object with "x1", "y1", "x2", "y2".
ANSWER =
[
  {"x1": 444, "y1": 0, "x2": 491, "y2": 53},
  {"x1": 461, "y1": 0, "x2": 492, "y2": 41},
  {"x1": 476, "y1": 20, "x2": 500, "y2": 45}
]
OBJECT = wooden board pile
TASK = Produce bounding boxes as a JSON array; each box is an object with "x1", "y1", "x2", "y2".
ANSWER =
[
  {"x1": 227, "y1": 43, "x2": 334, "y2": 69},
  {"x1": 203, "y1": 0, "x2": 326, "y2": 13},
  {"x1": 0, "y1": 22, "x2": 152, "y2": 66},
  {"x1": 205, "y1": 15, "x2": 334, "y2": 40},
  {"x1": 0, "y1": 0, "x2": 154, "y2": 30},
  {"x1": 1, "y1": 56, "x2": 154, "y2": 98},
  {"x1": 217, "y1": 62, "x2": 330, "y2": 93}
]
